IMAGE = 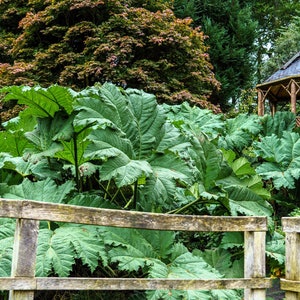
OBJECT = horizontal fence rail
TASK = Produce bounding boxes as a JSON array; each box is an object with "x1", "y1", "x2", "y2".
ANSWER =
[
  {"x1": 0, "y1": 198, "x2": 271, "y2": 300},
  {"x1": 281, "y1": 217, "x2": 300, "y2": 299},
  {"x1": 0, "y1": 277, "x2": 271, "y2": 291},
  {"x1": 0, "y1": 199, "x2": 268, "y2": 231}
]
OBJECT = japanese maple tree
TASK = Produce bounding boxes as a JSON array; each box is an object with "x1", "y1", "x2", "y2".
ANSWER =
[{"x1": 0, "y1": 0, "x2": 220, "y2": 111}]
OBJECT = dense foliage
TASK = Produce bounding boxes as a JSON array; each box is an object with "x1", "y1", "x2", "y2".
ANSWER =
[
  {"x1": 173, "y1": 0, "x2": 300, "y2": 109},
  {"x1": 260, "y1": 15, "x2": 300, "y2": 80},
  {"x1": 0, "y1": 0, "x2": 220, "y2": 112},
  {"x1": 1, "y1": 0, "x2": 299, "y2": 112},
  {"x1": 252, "y1": 0, "x2": 300, "y2": 80},
  {"x1": 0, "y1": 83, "x2": 292, "y2": 299},
  {"x1": 174, "y1": 0, "x2": 257, "y2": 109}
]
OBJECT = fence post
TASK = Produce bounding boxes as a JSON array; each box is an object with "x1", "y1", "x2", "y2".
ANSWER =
[
  {"x1": 9, "y1": 219, "x2": 39, "y2": 300},
  {"x1": 285, "y1": 232, "x2": 300, "y2": 300},
  {"x1": 244, "y1": 231, "x2": 266, "y2": 300}
]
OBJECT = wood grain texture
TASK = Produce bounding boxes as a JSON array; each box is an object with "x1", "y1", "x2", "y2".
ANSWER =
[
  {"x1": 244, "y1": 231, "x2": 266, "y2": 300},
  {"x1": 283, "y1": 218, "x2": 300, "y2": 232},
  {"x1": 9, "y1": 219, "x2": 39, "y2": 300},
  {"x1": 0, "y1": 199, "x2": 267, "y2": 231},
  {"x1": 0, "y1": 277, "x2": 272, "y2": 291},
  {"x1": 282, "y1": 232, "x2": 300, "y2": 300}
]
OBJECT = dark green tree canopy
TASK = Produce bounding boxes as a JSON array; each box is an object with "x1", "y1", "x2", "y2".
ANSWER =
[
  {"x1": 0, "y1": 0, "x2": 220, "y2": 112},
  {"x1": 259, "y1": 16, "x2": 300, "y2": 81},
  {"x1": 174, "y1": 0, "x2": 258, "y2": 110},
  {"x1": 173, "y1": 0, "x2": 300, "y2": 110}
]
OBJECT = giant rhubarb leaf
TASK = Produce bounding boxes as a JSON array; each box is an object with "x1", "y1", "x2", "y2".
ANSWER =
[
  {"x1": 80, "y1": 84, "x2": 194, "y2": 205},
  {"x1": 147, "y1": 244, "x2": 240, "y2": 300},
  {"x1": 163, "y1": 102, "x2": 224, "y2": 140},
  {"x1": 219, "y1": 150, "x2": 271, "y2": 216},
  {"x1": 254, "y1": 131, "x2": 300, "y2": 189},
  {"x1": 218, "y1": 113, "x2": 262, "y2": 151},
  {"x1": 261, "y1": 111, "x2": 296, "y2": 138},
  {"x1": 0, "y1": 219, "x2": 15, "y2": 277},
  {"x1": 103, "y1": 228, "x2": 240, "y2": 300},
  {"x1": 74, "y1": 82, "x2": 133, "y2": 134},
  {"x1": 36, "y1": 224, "x2": 107, "y2": 277},
  {"x1": 102, "y1": 228, "x2": 174, "y2": 272},
  {"x1": 266, "y1": 231, "x2": 285, "y2": 266},
  {"x1": 1, "y1": 178, "x2": 74, "y2": 203},
  {"x1": 0, "y1": 116, "x2": 34, "y2": 156},
  {"x1": 0, "y1": 85, "x2": 74, "y2": 118}
]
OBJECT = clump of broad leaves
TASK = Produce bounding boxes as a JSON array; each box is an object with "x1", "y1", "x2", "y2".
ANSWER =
[{"x1": 0, "y1": 83, "x2": 289, "y2": 299}]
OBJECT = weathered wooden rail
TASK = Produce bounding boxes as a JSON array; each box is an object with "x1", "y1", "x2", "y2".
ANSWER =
[
  {"x1": 0, "y1": 198, "x2": 272, "y2": 300},
  {"x1": 281, "y1": 217, "x2": 300, "y2": 299}
]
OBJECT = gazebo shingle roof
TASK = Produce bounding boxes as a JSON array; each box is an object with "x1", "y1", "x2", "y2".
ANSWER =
[
  {"x1": 264, "y1": 51, "x2": 300, "y2": 83},
  {"x1": 256, "y1": 51, "x2": 300, "y2": 116}
]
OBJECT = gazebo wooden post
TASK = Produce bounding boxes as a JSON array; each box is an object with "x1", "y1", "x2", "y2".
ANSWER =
[
  {"x1": 269, "y1": 101, "x2": 276, "y2": 116},
  {"x1": 291, "y1": 80, "x2": 297, "y2": 114},
  {"x1": 257, "y1": 89, "x2": 264, "y2": 116}
]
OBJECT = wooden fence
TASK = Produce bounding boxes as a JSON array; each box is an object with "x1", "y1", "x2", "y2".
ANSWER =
[
  {"x1": 0, "y1": 198, "x2": 272, "y2": 300},
  {"x1": 281, "y1": 217, "x2": 300, "y2": 299}
]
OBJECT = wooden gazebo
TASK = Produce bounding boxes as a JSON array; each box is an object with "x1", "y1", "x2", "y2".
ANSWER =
[{"x1": 256, "y1": 51, "x2": 300, "y2": 116}]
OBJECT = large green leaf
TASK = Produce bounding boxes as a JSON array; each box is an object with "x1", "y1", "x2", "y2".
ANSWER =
[
  {"x1": 1, "y1": 178, "x2": 74, "y2": 203},
  {"x1": 261, "y1": 111, "x2": 296, "y2": 137},
  {"x1": 103, "y1": 228, "x2": 174, "y2": 272},
  {"x1": 241, "y1": 174, "x2": 271, "y2": 199},
  {"x1": 55, "y1": 131, "x2": 90, "y2": 166},
  {"x1": 218, "y1": 113, "x2": 262, "y2": 151},
  {"x1": 231, "y1": 157, "x2": 256, "y2": 176},
  {"x1": 125, "y1": 88, "x2": 167, "y2": 159},
  {"x1": 220, "y1": 232, "x2": 244, "y2": 250},
  {"x1": 85, "y1": 127, "x2": 135, "y2": 160},
  {"x1": 0, "y1": 85, "x2": 74, "y2": 118},
  {"x1": 266, "y1": 231, "x2": 285, "y2": 265},
  {"x1": 174, "y1": 135, "x2": 230, "y2": 213},
  {"x1": 2, "y1": 112, "x2": 36, "y2": 132},
  {"x1": 36, "y1": 228, "x2": 74, "y2": 277},
  {"x1": 147, "y1": 252, "x2": 212, "y2": 300},
  {"x1": 36, "y1": 224, "x2": 107, "y2": 277},
  {"x1": 253, "y1": 134, "x2": 281, "y2": 163},
  {"x1": 0, "y1": 130, "x2": 33, "y2": 157},
  {"x1": 257, "y1": 163, "x2": 296, "y2": 189},
  {"x1": 216, "y1": 150, "x2": 272, "y2": 216},
  {"x1": 138, "y1": 175, "x2": 172, "y2": 211},
  {"x1": 0, "y1": 219, "x2": 15, "y2": 277},
  {"x1": 254, "y1": 131, "x2": 300, "y2": 189},
  {"x1": 139, "y1": 153, "x2": 194, "y2": 209},
  {"x1": 74, "y1": 83, "x2": 133, "y2": 133},
  {"x1": 217, "y1": 176, "x2": 272, "y2": 216},
  {"x1": 24, "y1": 112, "x2": 75, "y2": 163},
  {"x1": 185, "y1": 136, "x2": 220, "y2": 189},
  {"x1": 155, "y1": 122, "x2": 191, "y2": 155},
  {"x1": 0, "y1": 113, "x2": 36, "y2": 156},
  {"x1": 1, "y1": 155, "x2": 62, "y2": 180},
  {"x1": 163, "y1": 102, "x2": 224, "y2": 140},
  {"x1": 195, "y1": 248, "x2": 232, "y2": 276},
  {"x1": 222, "y1": 150, "x2": 270, "y2": 199},
  {"x1": 194, "y1": 247, "x2": 244, "y2": 279},
  {"x1": 148, "y1": 244, "x2": 240, "y2": 300},
  {"x1": 80, "y1": 85, "x2": 194, "y2": 205},
  {"x1": 101, "y1": 154, "x2": 153, "y2": 187},
  {"x1": 201, "y1": 140, "x2": 223, "y2": 190},
  {"x1": 103, "y1": 228, "x2": 240, "y2": 299},
  {"x1": 77, "y1": 84, "x2": 168, "y2": 159}
]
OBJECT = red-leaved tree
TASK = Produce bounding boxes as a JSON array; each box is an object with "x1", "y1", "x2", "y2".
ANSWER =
[{"x1": 0, "y1": 0, "x2": 220, "y2": 111}]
